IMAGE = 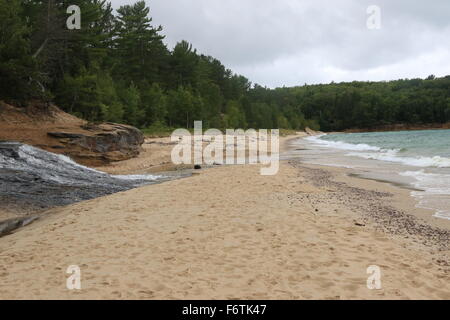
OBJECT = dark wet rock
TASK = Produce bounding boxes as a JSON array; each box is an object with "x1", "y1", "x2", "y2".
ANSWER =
[{"x1": 0, "y1": 142, "x2": 162, "y2": 213}]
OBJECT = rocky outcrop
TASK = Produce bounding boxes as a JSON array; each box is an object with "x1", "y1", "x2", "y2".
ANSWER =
[
  {"x1": 47, "y1": 123, "x2": 144, "y2": 164},
  {"x1": 0, "y1": 101, "x2": 145, "y2": 166},
  {"x1": 304, "y1": 127, "x2": 322, "y2": 135},
  {"x1": 0, "y1": 141, "x2": 158, "y2": 214}
]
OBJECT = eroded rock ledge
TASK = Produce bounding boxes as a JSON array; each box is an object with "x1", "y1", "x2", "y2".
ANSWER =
[
  {"x1": 0, "y1": 101, "x2": 144, "y2": 166},
  {"x1": 47, "y1": 122, "x2": 144, "y2": 165}
]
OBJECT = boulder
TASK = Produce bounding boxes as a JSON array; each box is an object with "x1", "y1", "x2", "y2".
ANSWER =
[
  {"x1": 0, "y1": 101, "x2": 145, "y2": 166},
  {"x1": 47, "y1": 123, "x2": 144, "y2": 164}
]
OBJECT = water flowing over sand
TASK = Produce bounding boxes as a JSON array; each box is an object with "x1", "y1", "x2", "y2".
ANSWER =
[{"x1": 0, "y1": 141, "x2": 164, "y2": 211}]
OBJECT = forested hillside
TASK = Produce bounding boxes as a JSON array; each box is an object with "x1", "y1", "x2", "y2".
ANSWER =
[{"x1": 1, "y1": 0, "x2": 449, "y2": 131}]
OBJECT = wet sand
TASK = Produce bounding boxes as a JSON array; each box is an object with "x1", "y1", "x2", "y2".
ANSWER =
[{"x1": 0, "y1": 135, "x2": 448, "y2": 299}]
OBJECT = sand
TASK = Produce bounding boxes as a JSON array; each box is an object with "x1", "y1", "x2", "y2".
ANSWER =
[
  {"x1": 94, "y1": 137, "x2": 177, "y2": 175},
  {"x1": 0, "y1": 134, "x2": 448, "y2": 300},
  {"x1": 95, "y1": 132, "x2": 295, "y2": 175}
]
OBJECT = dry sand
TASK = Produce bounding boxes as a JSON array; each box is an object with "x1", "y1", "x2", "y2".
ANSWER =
[
  {"x1": 0, "y1": 134, "x2": 448, "y2": 300},
  {"x1": 94, "y1": 137, "x2": 177, "y2": 175},
  {"x1": 95, "y1": 132, "x2": 295, "y2": 175}
]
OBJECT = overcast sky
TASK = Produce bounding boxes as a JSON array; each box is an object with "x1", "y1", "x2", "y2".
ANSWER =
[{"x1": 110, "y1": 0, "x2": 450, "y2": 88}]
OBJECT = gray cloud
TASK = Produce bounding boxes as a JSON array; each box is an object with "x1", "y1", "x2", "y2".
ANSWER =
[{"x1": 110, "y1": 0, "x2": 450, "y2": 87}]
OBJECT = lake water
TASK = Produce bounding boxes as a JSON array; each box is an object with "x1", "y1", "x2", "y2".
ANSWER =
[{"x1": 289, "y1": 130, "x2": 450, "y2": 220}]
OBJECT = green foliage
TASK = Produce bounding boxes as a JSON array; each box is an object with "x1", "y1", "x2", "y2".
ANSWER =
[
  {"x1": 1, "y1": 1, "x2": 449, "y2": 132},
  {"x1": 117, "y1": 83, "x2": 144, "y2": 126},
  {"x1": 96, "y1": 72, "x2": 124, "y2": 122},
  {"x1": 289, "y1": 79, "x2": 450, "y2": 131},
  {"x1": 0, "y1": 0, "x2": 40, "y2": 101},
  {"x1": 224, "y1": 100, "x2": 247, "y2": 129},
  {"x1": 140, "y1": 82, "x2": 168, "y2": 126},
  {"x1": 113, "y1": 0, "x2": 168, "y2": 84},
  {"x1": 141, "y1": 121, "x2": 176, "y2": 138}
]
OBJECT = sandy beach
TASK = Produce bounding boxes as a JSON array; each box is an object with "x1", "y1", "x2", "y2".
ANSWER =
[
  {"x1": 2, "y1": 0, "x2": 450, "y2": 303},
  {"x1": 0, "y1": 134, "x2": 449, "y2": 300}
]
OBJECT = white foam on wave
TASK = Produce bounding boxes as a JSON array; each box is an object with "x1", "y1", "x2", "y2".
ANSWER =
[
  {"x1": 349, "y1": 151, "x2": 450, "y2": 168},
  {"x1": 401, "y1": 170, "x2": 450, "y2": 194},
  {"x1": 302, "y1": 135, "x2": 450, "y2": 220},
  {"x1": 400, "y1": 170, "x2": 450, "y2": 220},
  {"x1": 304, "y1": 135, "x2": 382, "y2": 152},
  {"x1": 304, "y1": 134, "x2": 450, "y2": 168}
]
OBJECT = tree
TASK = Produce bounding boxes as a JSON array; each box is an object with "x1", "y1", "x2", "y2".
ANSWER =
[
  {"x1": 97, "y1": 71, "x2": 124, "y2": 122},
  {"x1": 140, "y1": 82, "x2": 168, "y2": 126},
  {"x1": 224, "y1": 100, "x2": 246, "y2": 128},
  {"x1": 170, "y1": 40, "x2": 198, "y2": 88},
  {"x1": 56, "y1": 70, "x2": 102, "y2": 121},
  {"x1": 2, "y1": 0, "x2": 449, "y2": 132},
  {"x1": 0, "y1": 0, "x2": 40, "y2": 101},
  {"x1": 117, "y1": 82, "x2": 143, "y2": 127},
  {"x1": 113, "y1": 1, "x2": 168, "y2": 84}
]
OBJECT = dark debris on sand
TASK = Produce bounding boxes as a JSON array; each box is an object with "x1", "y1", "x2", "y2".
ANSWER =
[{"x1": 288, "y1": 161, "x2": 450, "y2": 255}]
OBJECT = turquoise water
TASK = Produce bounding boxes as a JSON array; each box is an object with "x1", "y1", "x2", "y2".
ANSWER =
[
  {"x1": 315, "y1": 130, "x2": 450, "y2": 167},
  {"x1": 322, "y1": 129, "x2": 450, "y2": 157},
  {"x1": 302, "y1": 130, "x2": 450, "y2": 220}
]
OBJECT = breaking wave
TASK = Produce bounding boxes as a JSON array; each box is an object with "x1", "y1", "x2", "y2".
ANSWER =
[
  {"x1": 302, "y1": 132, "x2": 450, "y2": 220},
  {"x1": 306, "y1": 135, "x2": 450, "y2": 168},
  {"x1": 305, "y1": 135, "x2": 382, "y2": 152},
  {"x1": 400, "y1": 170, "x2": 450, "y2": 220},
  {"x1": 348, "y1": 151, "x2": 450, "y2": 168}
]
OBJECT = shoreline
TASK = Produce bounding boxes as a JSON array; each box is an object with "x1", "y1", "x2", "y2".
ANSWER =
[
  {"x1": 297, "y1": 163, "x2": 450, "y2": 242},
  {"x1": 343, "y1": 123, "x2": 450, "y2": 133},
  {"x1": 0, "y1": 134, "x2": 448, "y2": 299},
  {"x1": 293, "y1": 162, "x2": 450, "y2": 231}
]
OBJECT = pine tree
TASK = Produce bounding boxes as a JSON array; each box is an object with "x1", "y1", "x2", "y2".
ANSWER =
[
  {"x1": 0, "y1": 0, "x2": 40, "y2": 101},
  {"x1": 114, "y1": 1, "x2": 169, "y2": 85},
  {"x1": 140, "y1": 82, "x2": 168, "y2": 126}
]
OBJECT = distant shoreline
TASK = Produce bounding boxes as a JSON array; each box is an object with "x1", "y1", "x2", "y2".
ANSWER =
[{"x1": 343, "y1": 123, "x2": 450, "y2": 133}]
